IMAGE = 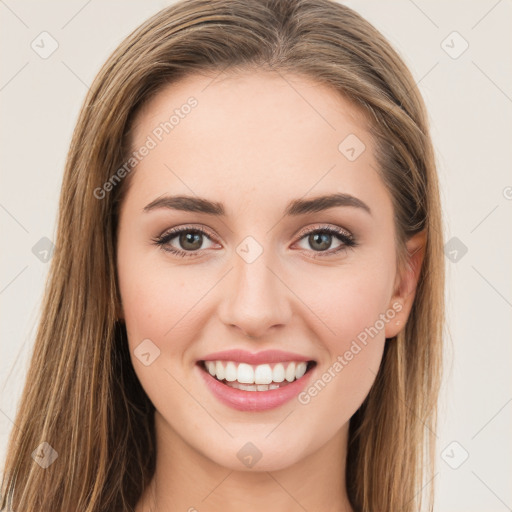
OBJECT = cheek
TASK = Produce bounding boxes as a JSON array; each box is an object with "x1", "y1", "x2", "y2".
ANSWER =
[
  {"x1": 117, "y1": 244, "x2": 211, "y2": 352},
  {"x1": 337, "y1": 272, "x2": 390, "y2": 341},
  {"x1": 295, "y1": 267, "x2": 391, "y2": 428},
  {"x1": 116, "y1": 249, "x2": 205, "y2": 399},
  {"x1": 298, "y1": 260, "x2": 393, "y2": 351},
  {"x1": 290, "y1": 255, "x2": 394, "y2": 410}
]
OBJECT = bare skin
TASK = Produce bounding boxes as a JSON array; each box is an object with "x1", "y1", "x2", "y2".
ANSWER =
[{"x1": 115, "y1": 70, "x2": 424, "y2": 511}]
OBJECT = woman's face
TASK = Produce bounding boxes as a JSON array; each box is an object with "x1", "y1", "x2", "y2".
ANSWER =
[{"x1": 116, "y1": 70, "x2": 418, "y2": 471}]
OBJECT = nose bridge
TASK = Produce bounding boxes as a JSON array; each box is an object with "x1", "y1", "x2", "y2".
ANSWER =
[{"x1": 217, "y1": 236, "x2": 292, "y2": 338}]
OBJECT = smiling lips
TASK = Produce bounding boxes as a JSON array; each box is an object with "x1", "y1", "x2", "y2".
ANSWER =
[
  {"x1": 197, "y1": 349, "x2": 317, "y2": 410},
  {"x1": 199, "y1": 348, "x2": 315, "y2": 389}
]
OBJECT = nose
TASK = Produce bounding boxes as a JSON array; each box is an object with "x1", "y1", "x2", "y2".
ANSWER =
[{"x1": 217, "y1": 248, "x2": 293, "y2": 339}]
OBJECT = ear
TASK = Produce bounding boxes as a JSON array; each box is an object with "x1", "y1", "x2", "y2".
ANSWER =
[{"x1": 385, "y1": 230, "x2": 426, "y2": 339}]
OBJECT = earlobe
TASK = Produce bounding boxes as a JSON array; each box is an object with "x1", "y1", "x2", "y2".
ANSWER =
[{"x1": 385, "y1": 230, "x2": 426, "y2": 339}]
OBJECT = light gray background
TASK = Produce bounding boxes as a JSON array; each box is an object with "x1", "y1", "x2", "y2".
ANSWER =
[{"x1": 1, "y1": 1, "x2": 511, "y2": 510}]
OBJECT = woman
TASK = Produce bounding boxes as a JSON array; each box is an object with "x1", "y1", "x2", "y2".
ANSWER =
[{"x1": 1, "y1": 0, "x2": 444, "y2": 510}]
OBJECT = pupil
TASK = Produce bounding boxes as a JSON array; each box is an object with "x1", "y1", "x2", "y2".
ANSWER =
[
  {"x1": 310, "y1": 233, "x2": 331, "y2": 251},
  {"x1": 180, "y1": 231, "x2": 202, "y2": 250}
]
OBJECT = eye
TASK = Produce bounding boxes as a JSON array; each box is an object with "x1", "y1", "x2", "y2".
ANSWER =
[
  {"x1": 293, "y1": 225, "x2": 357, "y2": 258},
  {"x1": 151, "y1": 226, "x2": 218, "y2": 258},
  {"x1": 152, "y1": 224, "x2": 357, "y2": 259}
]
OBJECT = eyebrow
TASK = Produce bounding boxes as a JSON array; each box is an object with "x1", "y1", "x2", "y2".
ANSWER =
[{"x1": 143, "y1": 192, "x2": 371, "y2": 216}]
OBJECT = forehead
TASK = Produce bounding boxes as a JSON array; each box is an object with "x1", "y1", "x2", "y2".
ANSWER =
[
  {"x1": 125, "y1": 70, "x2": 390, "y2": 220},
  {"x1": 130, "y1": 69, "x2": 369, "y2": 154}
]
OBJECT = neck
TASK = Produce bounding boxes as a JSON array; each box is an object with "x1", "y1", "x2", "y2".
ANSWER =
[{"x1": 136, "y1": 411, "x2": 355, "y2": 512}]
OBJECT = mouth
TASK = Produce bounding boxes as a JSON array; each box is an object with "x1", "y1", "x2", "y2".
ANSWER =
[{"x1": 196, "y1": 359, "x2": 318, "y2": 392}]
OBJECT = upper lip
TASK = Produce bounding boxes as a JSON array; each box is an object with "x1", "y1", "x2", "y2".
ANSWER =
[{"x1": 199, "y1": 349, "x2": 315, "y2": 365}]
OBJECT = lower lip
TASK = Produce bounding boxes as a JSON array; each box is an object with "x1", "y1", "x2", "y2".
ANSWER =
[{"x1": 197, "y1": 362, "x2": 316, "y2": 412}]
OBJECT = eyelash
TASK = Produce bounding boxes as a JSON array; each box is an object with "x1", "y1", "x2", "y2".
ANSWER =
[{"x1": 151, "y1": 224, "x2": 357, "y2": 259}]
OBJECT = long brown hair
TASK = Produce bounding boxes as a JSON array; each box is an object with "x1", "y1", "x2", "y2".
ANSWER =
[{"x1": 1, "y1": 1, "x2": 444, "y2": 510}]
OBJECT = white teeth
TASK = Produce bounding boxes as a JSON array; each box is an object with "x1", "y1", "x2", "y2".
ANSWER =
[
  {"x1": 237, "y1": 363, "x2": 254, "y2": 384},
  {"x1": 203, "y1": 360, "x2": 311, "y2": 385},
  {"x1": 225, "y1": 361, "x2": 238, "y2": 382},
  {"x1": 254, "y1": 364, "x2": 273, "y2": 384},
  {"x1": 206, "y1": 361, "x2": 216, "y2": 376},
  {"x1": 215, "y1": 361, "x2": 225, "y2": 381},
  {"x1": 285, "y1": 362, "x2": 296, "y2": 382},
  {"x1": 272, "y1": 363, "x2": 285, "y2": 382},
  {"x1": 295, "y1": 362, "x2": 307, "y2": 380},
  {"x1": 225, "y1": 382, "x2": 284, "y2": 391}
]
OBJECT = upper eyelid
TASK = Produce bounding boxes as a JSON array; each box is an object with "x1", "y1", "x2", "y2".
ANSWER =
[
  {"x1": 295, "y1": 224, "x2": 352, "y2": 240},
  {"x1": 158, "y1": 225, "x2": 218, "y2": 243}
]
